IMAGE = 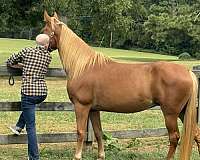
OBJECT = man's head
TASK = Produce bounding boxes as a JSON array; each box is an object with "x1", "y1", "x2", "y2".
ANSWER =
[{"x1": 36, "y1": 34, "x2": 50, "y2": 49}]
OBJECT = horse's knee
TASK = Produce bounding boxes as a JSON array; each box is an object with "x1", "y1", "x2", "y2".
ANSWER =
[
  {"x1": 77, "y1": 130, "x2": 85, "y2": 141},
  {"x1": 95, "y1": 132, "x2": 103, "y2": 141}
]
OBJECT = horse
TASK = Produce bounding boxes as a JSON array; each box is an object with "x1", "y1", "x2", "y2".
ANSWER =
[{"x1": 42, "y1": 11, "x2": 200, "y2": 160}]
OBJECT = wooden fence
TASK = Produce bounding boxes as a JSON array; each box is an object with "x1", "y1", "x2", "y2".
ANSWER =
[{"x1": 0, "y1": 65, "x2": 200, "y2": 145}]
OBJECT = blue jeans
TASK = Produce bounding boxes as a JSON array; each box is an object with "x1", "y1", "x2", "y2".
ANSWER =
[{"x1": 16, "y1": 94, "x2": 46, "y2": 160}]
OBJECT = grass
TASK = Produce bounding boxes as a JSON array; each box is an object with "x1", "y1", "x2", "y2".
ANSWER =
[
  {"x1": 0, "y1": 139, "x2": 199, "y2": 160},
  {"x1": 0, "y1": 77, "x2": 68, "y2": 102},
  {"x1": 0, "y1": 110, "x2": 168, "y2": 135},
  {"x1": 0, "y1": 142, "x2": 171, "y2": 160},
  {"x1": 0, "y1": 38, "x2": 62, "y2": 68},
  {"x1": 0, "y1": 38, "x2": 200, "y2": 159},
  {"x1": 94, "y1": 47, "x2": 178, "y2": 61}
]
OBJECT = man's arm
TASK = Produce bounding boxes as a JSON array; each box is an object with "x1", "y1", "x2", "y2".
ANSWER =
[{"x1": 6, "y1": 48, "x2": 26, "y2": 68}]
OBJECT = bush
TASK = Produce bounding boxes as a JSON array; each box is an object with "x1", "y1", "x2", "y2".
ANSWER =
[
  {"x1": 178, "y1": 52, "x2": 191, "y2": 60},
  {"x1": 195, "y1": 52, "x2": 200, "y2": 60},
  {"x1": 103, "y1": 132, "x2": 122, "y2": 151}
]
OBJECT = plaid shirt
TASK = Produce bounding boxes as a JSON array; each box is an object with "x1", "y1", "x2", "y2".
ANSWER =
[{"x1": 7, "y1": 46, "x2": 52, "y2": 96}]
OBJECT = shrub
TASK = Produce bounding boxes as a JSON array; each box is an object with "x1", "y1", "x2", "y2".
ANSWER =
[
  {"x1": 103, "y1": 132, "x2": 122, "y2": 151},
  {"x1": 178, "y1": 52, "x2": 191, "y2": 60},
  {"x1": 195, "y1": 52, "x2": 200, "y2": 60}
]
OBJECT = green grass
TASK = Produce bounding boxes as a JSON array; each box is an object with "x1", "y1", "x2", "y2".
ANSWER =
[
  {"x1": 94, "y1": 47, "x2": 178, "y2": 61},
  {"x1": 0, "y1": 139, "x2": 199, "y2": 160},
  {"x1": 0, "y1": 110, "x2": 168, "y2": 134},
  {"x1": 0, "y1": 77, "x2": 68, "y2": 102},
  {"x1": 0, "y1": 38, "x2": 62, "y2": 67},
  {"x1": 1, "y1": 38, "x2": 200, "y2": 159},
  {"x1": 0, "y1": 142, "x2": 171, "y2": 160}
]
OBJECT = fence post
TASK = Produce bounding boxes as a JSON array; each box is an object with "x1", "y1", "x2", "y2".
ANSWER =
[
  {"x1": 198, "y1": 78, "x2": 200, "y2": 125},
  {"x1": 86, "y1": 117, "x2": 94, "y2": 148},
  {"x1": 29, "y1": 28, "x2": 33, "y2": 40},
  {"x1": 193, "y1": 65, "x2": 200, "y2": 125}
]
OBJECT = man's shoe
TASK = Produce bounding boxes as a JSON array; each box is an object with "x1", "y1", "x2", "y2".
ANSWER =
[{"x1": 8, "y1": 126, "x2": 22, "y2": 136}]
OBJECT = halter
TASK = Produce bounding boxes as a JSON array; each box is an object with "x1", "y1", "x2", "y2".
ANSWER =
[
  {"x1": 50, "y1": 31, "x2": 55, "y2": 37},
  {"x1": 48, "y1": 17, "x2": 64, "y2": 52},
  {"x1": 48, "y1": 29, "x2": 56, "y2": 52}
]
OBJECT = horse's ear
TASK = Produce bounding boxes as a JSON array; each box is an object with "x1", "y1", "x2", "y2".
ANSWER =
[
  {"x1": 44, "y1": 10, "x2": 51, "y2": 22},
  {"x1": 54, "y1": 12, "x2": 59, "y2": 20}
]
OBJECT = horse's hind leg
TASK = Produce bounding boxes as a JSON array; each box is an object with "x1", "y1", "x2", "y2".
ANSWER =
[
  {"x1": 89, "y1": 111, "x2": 105, "y2": 160},
  {"x1": 163, "y1": 113, "x2": 180, "y2": 160},
  {"x1": 73, "y1": 103, "x2": 91, "y2": 160}
]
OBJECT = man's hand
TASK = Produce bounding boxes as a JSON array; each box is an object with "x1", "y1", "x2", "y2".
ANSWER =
[{"x1": 9, "y1": 63, "x2": 23, "y2": 69}]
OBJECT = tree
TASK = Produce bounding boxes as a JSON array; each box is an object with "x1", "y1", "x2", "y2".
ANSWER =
[
  {"x1": 144, "y1": 1, "x2": 200, "y2": 55},
  {"x1": 0, "y1": 0, "x2": 199, "y2": 56},
  {"x1": 87, "y1": 0, "x2": 132, "y2": 47}
]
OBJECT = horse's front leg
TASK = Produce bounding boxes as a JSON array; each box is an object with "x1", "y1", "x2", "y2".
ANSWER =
[{"x1": 73, "y1": 102, "x2": 91, "y2": 160}]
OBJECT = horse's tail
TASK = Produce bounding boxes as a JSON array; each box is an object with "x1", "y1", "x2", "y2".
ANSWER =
[{"x1": 180, "y1": 71, "x2": 198, "y2": 160}]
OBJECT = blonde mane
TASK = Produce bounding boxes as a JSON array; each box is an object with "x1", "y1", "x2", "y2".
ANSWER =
[{"x1": 58, "y1": 24, "x2": 111, "y2": 80}]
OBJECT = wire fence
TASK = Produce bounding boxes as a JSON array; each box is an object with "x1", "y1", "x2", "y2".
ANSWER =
[{"x1": 0, "y1": 28, "x2": 41, "y2": 40}]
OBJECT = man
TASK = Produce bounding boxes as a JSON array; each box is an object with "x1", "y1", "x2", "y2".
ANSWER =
[{"x1": 6, "y1": 34, "x2": 52, "y2": 160}]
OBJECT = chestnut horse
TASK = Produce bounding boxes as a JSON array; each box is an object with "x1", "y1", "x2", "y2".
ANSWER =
[{"x1": 43, "y1": 11, "x2": 200, "y2": 160}]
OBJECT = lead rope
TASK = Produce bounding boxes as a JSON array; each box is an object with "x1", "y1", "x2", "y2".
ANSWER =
[{"x1": 0, "y1": 63, "x2": 15, "y2": 86}]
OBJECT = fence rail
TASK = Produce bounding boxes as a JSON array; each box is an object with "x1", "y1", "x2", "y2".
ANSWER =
[
  {"x1": 0, "y1": 102, "x2": 74, "y2": 111},
  {"x1": 0, "y1": 128, "x2": 168, "y2": 145},
  {"x1": 0, "y1": 66, "x2": 66, "y2": 77},
  {"x1": 0, "y1": 102, "x2": 161, "y2": 112},
  {"x1": 0, "y1": 65, "x2": 200, "y2": 145}
]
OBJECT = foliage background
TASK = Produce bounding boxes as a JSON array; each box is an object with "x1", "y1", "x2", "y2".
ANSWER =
[{"x1": 0, "y1": 0, "x2": 200, "y2": 56}]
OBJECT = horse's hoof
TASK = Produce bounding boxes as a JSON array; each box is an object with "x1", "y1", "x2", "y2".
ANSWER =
[
  {"x1": 73, "y1": 158, "x2": 81, "y2": 160},
  {"x1": 97, "y1": 153, "x2": 105, "y2": 160}
]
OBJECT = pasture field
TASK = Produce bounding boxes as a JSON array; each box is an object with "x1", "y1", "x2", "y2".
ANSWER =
[
  {"x1": 0, "y1": 38, "x2": 200, "y2": 159},
  {"x1": 0, "y1": 140, "x2": 199, "y2": 160},
  {"x1": 1, "y1": 38, "x2": 200, "y2": 69}
]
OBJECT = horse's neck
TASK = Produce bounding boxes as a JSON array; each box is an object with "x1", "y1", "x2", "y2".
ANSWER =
[{"x1": 58, "y1": 27, "x2": 102, "y2": 79}]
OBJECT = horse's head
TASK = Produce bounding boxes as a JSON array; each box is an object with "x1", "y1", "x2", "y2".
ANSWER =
[{"x1": 43, "y1": 11, "x2": 62, "y2": 51}]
